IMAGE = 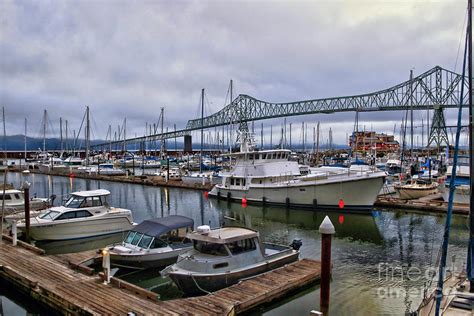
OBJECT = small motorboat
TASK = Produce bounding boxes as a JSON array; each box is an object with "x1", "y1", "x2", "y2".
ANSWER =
[
  {"x1": 161, "y1": 225, "x2": 301, "y2": 296},
  {"x1": 105, "y1": 215, "x2": 194, "y2": 269},
  {"x1": 16, "y1": 189, "x2": 134, "y2": 241},
  {"x1": 1, "y1": 189, "x2": 51, "y2": 212},
  {"x1": 394, "y1": 179, "x2": 439, "y2": 200}
]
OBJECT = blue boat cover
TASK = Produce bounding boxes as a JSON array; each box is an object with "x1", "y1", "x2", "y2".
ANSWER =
[{"x1": 132, "y1": 215, "x2": 194, "y2": 237}]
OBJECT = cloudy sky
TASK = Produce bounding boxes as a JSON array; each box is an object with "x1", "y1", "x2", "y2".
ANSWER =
[{"x1": 0, "y1": 0, "x2": 469, "y2": 146}]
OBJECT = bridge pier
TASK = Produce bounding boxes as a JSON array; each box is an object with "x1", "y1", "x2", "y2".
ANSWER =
[
  {"x1": 184, "y1": 135, "x2": 192, "y2": 152},
  {"x1": 428, "y1": 106, "x2": 449, "y2": 148}
]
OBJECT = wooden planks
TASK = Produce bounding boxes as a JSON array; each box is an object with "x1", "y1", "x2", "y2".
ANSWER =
[
  {"x1": 0, "y1": 237, "x2": 321, "y2": 315},
  {"x1": 375, "y1": 196, "x2": 469, "y2": 215}
]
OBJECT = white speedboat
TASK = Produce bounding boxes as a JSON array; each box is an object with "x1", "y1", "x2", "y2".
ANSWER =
[
  {"x1": 16, "y1": 189, "x2": 134, "y2": 241},
  {"x1": 162, "y1": 226, "x2": 301, "y2": 296},
  {"x1": 106, "y1": 215, "x2": 194, "y2": 269},
  {"x1": 1, "y1": 189, "x2": 50, "y2": 211},
  {"x1": 394, "y1": 180, "x2": 439, "y2": 200},
  {"x1": 209, "y1": 135, "x2": 386, "y2": 210}
]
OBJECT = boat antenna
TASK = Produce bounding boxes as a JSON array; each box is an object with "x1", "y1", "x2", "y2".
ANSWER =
[{"x1": 435, "y1": 12, "x2": 470, "y2": 314}]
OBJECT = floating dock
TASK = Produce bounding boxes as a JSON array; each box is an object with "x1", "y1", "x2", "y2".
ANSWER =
[
  {"x1": 0, "y1": 235, "x2": 322, "y2": 315},
  {"x1": 18, "y1": 169, "x2": 214, "y2": 191},
  {"x1": 375, "y1": 193, "x2": 469, "y2": 215}
]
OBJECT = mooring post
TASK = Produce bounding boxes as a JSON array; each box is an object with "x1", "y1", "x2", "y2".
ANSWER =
[
  {"x1": 102, "y1": 249, "x2": 111, "y2": 284},
  {"x1": 12, "y1": 220, "x2": 17, "y2": 246},
  {"x1": 319, "y1": 215, "x2": 335, "y2": 315},
  {"x1": 23, "y1": 181, "x2": 31, "y2": 244}
]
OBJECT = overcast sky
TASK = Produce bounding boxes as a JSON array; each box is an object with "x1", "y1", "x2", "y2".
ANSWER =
[{"x1": 0, "y1": 0, "x2": 469, "y2": 145}]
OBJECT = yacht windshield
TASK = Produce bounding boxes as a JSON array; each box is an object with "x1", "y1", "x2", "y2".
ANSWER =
[
  {"x1": 193, "y1": 241, "x2": 229, "y2": 256},
  {"x1": 65, "y1": 196, "x2": 85, "y2": 208},
  {"x1": 39, "y1": 210, "x2": 60, "y2": 220}
]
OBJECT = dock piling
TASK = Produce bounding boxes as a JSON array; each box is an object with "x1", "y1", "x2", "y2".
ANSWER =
[
  {"x1": 102, "y1": 249, "x2": 111, "y2": 284},
  {"x1": 12, "y1": 221, "x2": 17, "y2": 246},
  {"x1": 319, "y1": 215, "x2": 335, "y2": 315},
  {"x1": 22, "y1": 181, "x2": 31, "y2": 244}
]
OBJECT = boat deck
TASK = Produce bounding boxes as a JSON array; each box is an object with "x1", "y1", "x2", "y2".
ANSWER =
[{"x1": 0, "y1": 235, "x2": 322, "y2": 315}]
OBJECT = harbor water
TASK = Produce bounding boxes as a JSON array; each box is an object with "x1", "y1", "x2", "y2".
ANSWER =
[{"x1": 0, "y1": 172, "x2": 469, "y2": 315}]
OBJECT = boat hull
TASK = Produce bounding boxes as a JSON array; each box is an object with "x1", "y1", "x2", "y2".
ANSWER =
[
  {"x1": 110, "y1": 246, "x2": 191, "y2": 269},
  {"x1": 441, "y1": 184, "x2": 470, "y2": 205},
  {"x1": 209, "y1": 174, "x2": 385, "y2": 210},
  {"x1": 18, "y1": 216, "x2": 133, "y2": 241},
  {"x1": 168, "y1": 251, "x2": 299, "y2": 296}
]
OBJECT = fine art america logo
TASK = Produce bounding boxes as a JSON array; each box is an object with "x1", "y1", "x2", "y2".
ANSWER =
[{"x1": 376, "y1": 260, "x2": 461, "y2": 299}]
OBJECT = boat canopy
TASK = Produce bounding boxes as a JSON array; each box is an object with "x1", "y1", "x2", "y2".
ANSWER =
[
  {"x1": 187, "y1": 227, "x2": 259, "y2": 244},
  {"x1": 71, "y1": 189, "x2": 111, "y2": 197},
  {"x1": 132, "y1": 215, "x2": 194, "y2": 237}
]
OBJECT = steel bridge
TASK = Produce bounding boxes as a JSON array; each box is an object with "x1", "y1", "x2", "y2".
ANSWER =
[{"x1": 91, "y1": 66, "x2": 469, "y2": 149}]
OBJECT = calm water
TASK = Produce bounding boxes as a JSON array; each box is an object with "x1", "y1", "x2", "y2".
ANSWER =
[{"x1": 1, "y1": 172, "x2": 469, "y2": 315}]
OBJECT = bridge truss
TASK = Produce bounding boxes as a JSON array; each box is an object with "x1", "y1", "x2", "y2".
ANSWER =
[{"x1": 91, "y1": 66, "x2": 469, "y2": 150}]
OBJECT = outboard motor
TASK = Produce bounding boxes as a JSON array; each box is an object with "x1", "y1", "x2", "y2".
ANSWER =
[{"x1": 290, "y1": 239, "x2": 302, "y2": 251}]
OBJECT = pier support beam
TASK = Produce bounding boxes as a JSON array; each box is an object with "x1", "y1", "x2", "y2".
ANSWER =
[{"x1": 319, "y1": 216, "x2": 335, "y2": 315}]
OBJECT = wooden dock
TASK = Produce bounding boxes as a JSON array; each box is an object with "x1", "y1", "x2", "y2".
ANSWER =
[
  {"x1": 14, "y1": 168, "x2": 214, "y2": 191},
  {"x1": 375, "y1": 194, "x2": 469, "y2": 215},
  {"x1": 0, "y1": 236, "x2": 322, "y2": 315}
]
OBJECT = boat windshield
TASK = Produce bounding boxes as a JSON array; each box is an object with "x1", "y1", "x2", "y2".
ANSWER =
[
  {"x1": 193, "y1": 240, "x2": 229, "y2": 256},
  {"x1": 130, "y1": 232, "x2": 144, "y2": 245},
  {"x1": 39, "y1": 210, "x2": 60, "y2": 220},
  {"x1": 137, "y1": 235, "x2": 153, "y2": 249},
  {"x1": 64, "y1": 196, "x2": 85, "y2": 208},
  {"x1": 124, "y1": 231, "x2": 137, "y2": 244}
]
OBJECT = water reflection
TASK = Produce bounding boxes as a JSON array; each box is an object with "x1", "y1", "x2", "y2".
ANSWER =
[{"x1": 2, "y1": 173, "x2": 469, "y2": 316}]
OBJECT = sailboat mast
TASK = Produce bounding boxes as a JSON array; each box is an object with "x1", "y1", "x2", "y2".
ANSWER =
[
  {"x1": 43, "y1": 109, "x2": 47, "y2": 153},
  {"x1": 467, "y1": 0, "x2": 473, "y2": 293},
  {"x1": 200, "y1": 88, "x2": 204, "y2": 174},
  {"x1": 2, "y1": 107, "x2": 5, "y2": 152},
  {"x1": 85, "y1": 106, "x2": 90, "y2": 165},
  {"x1": 24, "y1": 118, "x2": 27, "y2": 161},
  {"x1": 65, "y1": 120, "x2": 68, "y2": 153},
  {"x1": 410, "y1": 69, "x2": 414, "y2": 156},
  {"x1": 60, "y1": 117, "x2": 63, "y2": 154},
  {"x1": 229, "y1": 80, "x2": 233, "y2": 153}
]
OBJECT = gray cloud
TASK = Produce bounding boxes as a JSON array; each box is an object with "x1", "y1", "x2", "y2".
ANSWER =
[{"x1": 0, "y1": 0, "x2": 468, "y2": 144}]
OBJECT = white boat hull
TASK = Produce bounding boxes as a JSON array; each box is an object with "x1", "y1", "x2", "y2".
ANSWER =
[
  {"x1": 441, "y1": 185, "x2": 470, "y2": 205},
  {"x1": 18, "y1": 216, "x2": 133, "y2": 241},
  {"x1": 110, "y1": 245, "x2": 192, "y2": 269},
  {"x1": 210, "y1": 173, "x2": 385, "y2": 209}
]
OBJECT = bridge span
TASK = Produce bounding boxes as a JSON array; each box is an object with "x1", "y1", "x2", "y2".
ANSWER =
[{"x1": 91, "y1": 66, "x2": 469, "y2": 149}]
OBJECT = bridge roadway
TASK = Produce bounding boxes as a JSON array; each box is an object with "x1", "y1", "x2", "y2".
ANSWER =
[{"x1": 91, "y1": 66, "x2": 469, "y2": 149}]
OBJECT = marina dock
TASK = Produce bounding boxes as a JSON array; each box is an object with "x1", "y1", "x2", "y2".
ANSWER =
[
  {"x1": 0, "y1": 235, "x2": 322, "y2": 315},
  {"x1": 375, "y1": 194, "x2": 469, "y2": 215}
]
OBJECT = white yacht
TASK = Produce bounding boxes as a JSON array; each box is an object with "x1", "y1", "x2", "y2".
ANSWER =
[
  {"x1": 86, "y1": 163, "x2": 126, "y2": 176},
  {"x1": 106, "y1": 215, "x2": 194, "y2": 269},
  {"x1": 38, "y1": 157, "x2": 68, "y2": 173},
  {"x1": 16, "y1": 189, "x2": 134, "y2": 241},
  {"x1": 209, "y1": 137, "x2": 386, "y2": 210},
  {"x1": 162, "y1": 225, "x2": 301, "y2": 295},
  {"x1": 63, "y1": 156, "x2": 84, "y2": 167}
]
